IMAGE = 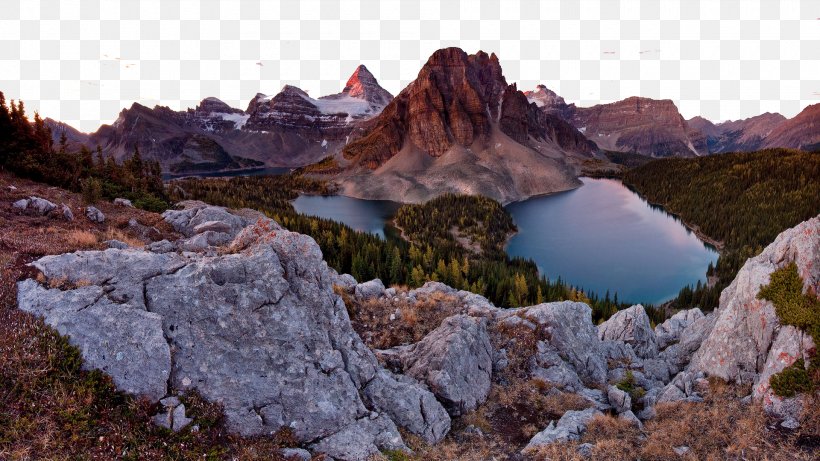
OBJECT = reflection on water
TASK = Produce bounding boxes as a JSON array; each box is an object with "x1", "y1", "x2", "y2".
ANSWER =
[
  {"x1": 292, "y1": 195, "x2": 401, "y2": 239},
  {"x1": 505, "y1": 177, "x2": 719, "y2": 304}
]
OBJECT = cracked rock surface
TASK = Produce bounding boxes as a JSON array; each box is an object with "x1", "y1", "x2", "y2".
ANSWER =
[{"x1": 17, "y1": 201, "x2": 449, "y2": 460}]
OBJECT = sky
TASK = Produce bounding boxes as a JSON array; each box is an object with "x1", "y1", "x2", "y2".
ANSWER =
[{"x1": 1, "y1": 0, "x2": 818, "y2": 132}]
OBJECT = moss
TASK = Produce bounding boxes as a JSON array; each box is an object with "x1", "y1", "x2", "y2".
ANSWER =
[
  {"x1": 382, "y1": 449, "x2": 413, "y2": 461},
  {"x1": 757, "y1": 262, "x2": 820, "y2": 397}
]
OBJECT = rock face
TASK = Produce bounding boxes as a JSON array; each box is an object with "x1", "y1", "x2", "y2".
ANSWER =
[
  {"x1": 333, "y1": 49, "x2": 591, "y2": 205},
  {"x1": 655, "y1": 308, "x2": 705, "y2": 350},
  {"x1": 762, "y1": 103, "x2": 820, "y2": 151},
  {"x1": 380, "y1": 315, "x2": 493, "y2": 416},
  {"x1": 570, "y1": 97, "x2": 707, "y2": 157},
  {"x1": 17, "y1": 203, "x2": 450, "y2": 460},
  {"x1": 688, "y1": 112, "x2": 787, "y2": 154},
  {"x1": 598, "y1": 304, "x2": 659, "y2": 359},
  {"x1": 689, "y1": 215, "x2": 819, "y2": 416},
  {"x1": 528, "y1": 89, "x2": 706, "y2": 157},
  {"x1": 343, "y1": 48, "x2": 594, "y2": 170}
]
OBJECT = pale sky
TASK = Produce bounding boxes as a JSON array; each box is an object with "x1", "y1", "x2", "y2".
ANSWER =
[{"x1": 1, "y1": 0, "x2": 818, "y2": 132}]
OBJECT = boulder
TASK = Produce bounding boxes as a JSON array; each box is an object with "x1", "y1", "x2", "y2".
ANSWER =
[
  {"x1": 16, "y1": 210, "x2": 447, "y2": 456},
  {"x1": 309, "y1": 414, "x2": 405, "y2": 461},
  {"x1": 104, "y1": 239, "x2": 129, "y2": 249},
  {"x1": 354, "y1": 279, "x2": 386, "y2": 300},
  {"x1": 161, "y1": 200, "x2": 254, "y2": 238},
  {"x1": 85, "y1": 206, "x2": 105, "y2": 223},
  {"x1": 127, "y1": 218, "x2": 162, "y2": 242},
  {"x1": 607, "y1": 385, "x2": 632, "y2": 414},
  {"x1": 655, "y1": 308, "x2": 705, "y2": 350},
  {"x1": 363, "y1": 370, "x2": 451, "y2": 443},
  {"x1": 511, "y1": 301, "x2": 608, "y2": 386},
  {"x1": 114, "y1": 198, "x2": 134, "y2": 207},
  {"x1": 13, "y1": 196, "x2": 57, "y2": 215},
  {"x1": 524, "y1": 408, "x2": 602, "y2": 450},
  {"x1": 60, "y1": 203, "x2": 74, "y2": 221},
  {"x1": 598, "y1": 304, "x2": 659, "y2": 359},
  {"x1": 280, "y1": 448, "x2": 311, "y2": 461},
  {"x1": 658, "y1": 313, "x2": 716, "y2": 372},
  {"x1": 530, "y1": 341, "x2": 585, "y2": 391},
  {"x1": 382, "y1": 314, "x2": 493, "y2": 416},
  {"x1": 689, "y1": 215, "x2": 818, "y2": 416},
  {"x1": 17, "y1": 280, "x2": 171, "y2": 400}
]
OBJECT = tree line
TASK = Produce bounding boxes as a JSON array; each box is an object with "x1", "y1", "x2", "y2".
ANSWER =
[
  {"x1": 623, "y1": 148, "x2": 820, "y2": 310},
  {"x1": 0, "y1": 92, "x2": 168, "y2": 211},
  {"x1": 171, "y1": 176, "x2": 663, "y2": 324}
]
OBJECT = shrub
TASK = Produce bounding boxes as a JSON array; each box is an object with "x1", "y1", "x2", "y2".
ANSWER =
[
  {"x1": 770, "y1": 359, "x2": 814, "y2": 398},
  {"x1": 757, "y1": 262, "x2": 819, "y2": 397}
]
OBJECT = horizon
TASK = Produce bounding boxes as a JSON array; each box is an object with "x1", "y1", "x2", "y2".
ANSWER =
[{"x1": 1, "y1": 0, "x2": 818, "y2": 131}]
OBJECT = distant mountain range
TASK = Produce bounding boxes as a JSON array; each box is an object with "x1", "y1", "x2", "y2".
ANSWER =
[{"x1": 43, "y1": 47, "x2": 819, "y2": 198}]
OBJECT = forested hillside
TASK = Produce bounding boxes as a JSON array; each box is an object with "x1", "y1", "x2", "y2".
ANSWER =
[
  {"x1": 172, "y1": 176, "x2": 654, "y2": 322},
  {"x1": 623, "y1": 149, "x2": 820, "y2": 309},
  {"x1": 394, "y1": 194, "x2": 516, "y2": 258},
  {"x1": 0, "y1": 92, "x2": 167, "y2": 210}
]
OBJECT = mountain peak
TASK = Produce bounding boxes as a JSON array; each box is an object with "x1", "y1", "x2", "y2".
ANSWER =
[
  {"x1": 339, "y1": 64, "x2": 393, "y2": 108},
  {"x1": 196, "y1": 97, "x2": 236, "y2": 114}
]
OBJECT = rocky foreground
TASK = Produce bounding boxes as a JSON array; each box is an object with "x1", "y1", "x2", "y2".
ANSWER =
[{"x1": 15, "y1": 199, "x2": 819, "y2": 460}]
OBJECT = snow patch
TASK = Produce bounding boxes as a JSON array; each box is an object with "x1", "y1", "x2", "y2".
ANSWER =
[
  {"x1": 321, "y1": 139, "x2": 328, "y2": 147},
  {"x1": 578, "y1": 126, "x2": 586, "y2": 134},
  {"x1": 217, "y1": 112, "x2": 251, "y2": 130},
  {"x1": 310, "y1": 94, "x2": 372, "y2": 117}
]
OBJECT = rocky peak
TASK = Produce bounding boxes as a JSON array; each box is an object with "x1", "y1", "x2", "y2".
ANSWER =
[
  {"x1": 525, "y1": 84, "x2": 575, "y2": 119},
  {"x1": 762, "y1": 103, "x2": 820, "y2": 151},
  {"x1": 339, "y1": 65, "x2": 393, "y2": 109},
  {"x1": 194, "y1": 97, "x2": 240, "y2": 115},
  {"x1": 341, "y1": 47, "x2": 598, "y2": 170},
  {"x1": 569, "y1": 96, "x2": 707, "y2": 157}
]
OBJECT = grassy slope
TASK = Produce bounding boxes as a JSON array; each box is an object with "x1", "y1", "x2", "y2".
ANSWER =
[{"x1": 0, "y1": 172, "x2": 292, "y2": 460}]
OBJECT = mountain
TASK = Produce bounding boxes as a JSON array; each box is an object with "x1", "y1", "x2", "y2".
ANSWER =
[
  {"x1": 52, "y1": 65, "x2": 392, "y2": 175},
  {"x1": 526, "y1": 90, "x2": 708, "y2": 158},
  {"x1": 687, "y1": 112, "x2": 787, "y2": 153},
  {"x1": 331, "y1": 48, "x2": 596, "y2": 204},
  {"x1": 762, "y1": 103, "x2": 820, "y2": 151}
]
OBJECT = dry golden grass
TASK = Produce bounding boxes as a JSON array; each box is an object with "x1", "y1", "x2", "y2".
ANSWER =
[
  {"x1": 346, "y1": 287, "x2": 467, "y2": 349},
  {"x1": 63, "y1": 229, "x2": 98, "y2": 247},
  {"x1": 101, "y1": 227, "x2": 144, "y2": 247}
]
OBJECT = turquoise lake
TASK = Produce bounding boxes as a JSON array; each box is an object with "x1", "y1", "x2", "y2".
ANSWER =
[{"x1": 292, "y1": 177, "x2": 719, "y2": 304}]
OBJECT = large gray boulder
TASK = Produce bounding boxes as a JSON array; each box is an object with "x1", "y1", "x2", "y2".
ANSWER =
[
  {"x1": 381, "y1": 314, "x2": 493, "y2": 416},
  {"x1": 689, "y1": 215, "x2": 818, "y2": 417},
  {"x1": 363, "y1": 370, "x2": 451, "y2": 444},
  {"x1": 161, "y1": 200, "x2": 258, "y2": 238},
  {"x1": 507, "y1": 302, "x2": 608, "y2": 386},
  {"x1": 354, "y1": 279, "x2": 386, "y2": 300},
  {"x1": 655, "y1": 308, "x2": 705, "y2": 350},
  {"x1": 607, "y1": 385, "x2": 632, "y2": 414},
  {"x1": 524, "y1": 408, "x2": 603, "y2": 450},
  {"x1": 85, "y1": 206, "x2": 105, "y2": 223},
  {"x1": 13, "y1": 196, "x2": 57, "y2": 215},
  {"x1": 16, "y1": 208, "x2": 449, "y2": 459},
  {"x1": 17, "y1": 280, "x2": 171, "y2": 400},
  {"x1": 598, "y1": 304, "x2": 659, "y2": 359}
]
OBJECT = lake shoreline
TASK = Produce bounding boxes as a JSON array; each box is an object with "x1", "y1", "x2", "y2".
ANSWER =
[{"x1": 620, "y1": 183, "x2": 726, "y2": 253}]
